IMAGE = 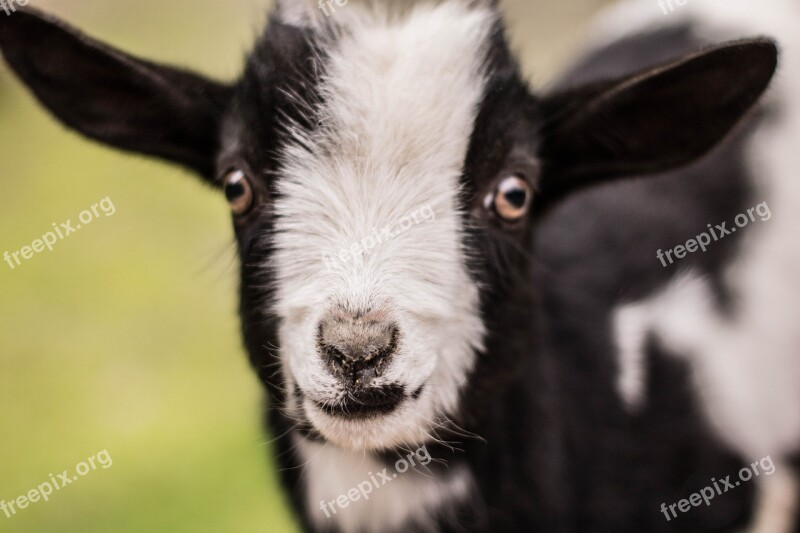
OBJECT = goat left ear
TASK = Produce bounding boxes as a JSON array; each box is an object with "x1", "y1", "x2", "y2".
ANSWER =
[
  {"x1": 538, "y1": 39, "x2": 778, "y2": 202},
  {"x1": 0, "y1": 8, "x2": 233, "y2": 181}
]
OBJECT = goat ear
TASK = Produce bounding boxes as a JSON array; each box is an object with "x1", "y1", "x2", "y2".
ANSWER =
[
  {"x1": 538, "y1": 39, "x2": 777, "y2": 202},
  {"x1": 0, "y1": 8, "x2": 233, "y2": 180}
]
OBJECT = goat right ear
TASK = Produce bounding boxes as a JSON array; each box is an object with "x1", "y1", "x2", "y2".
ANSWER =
[
  {"x1": 0, "y1": 8, "x2": 233, "y2": 181},
  {"x1": 537, "y1": 39, "x2": 777, "y2": 204}
]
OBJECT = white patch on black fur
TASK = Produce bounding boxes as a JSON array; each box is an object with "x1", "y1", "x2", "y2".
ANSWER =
[
  {"x1": 613, "y1": 303, "x2": 651, "y2": 412},
  {"x1": 269, "y1": 0, "x2": 494, "y2": 452},
  {"x1": 602, "y1": 2, "x2": 800, "y2": 529}
]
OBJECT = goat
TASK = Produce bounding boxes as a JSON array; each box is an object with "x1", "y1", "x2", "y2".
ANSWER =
[{"x1": 1, "y1": 1, "x2": 798, "y2": 531}]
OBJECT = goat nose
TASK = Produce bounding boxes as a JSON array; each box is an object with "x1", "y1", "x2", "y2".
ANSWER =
[{"x1": 317, "y1": 310, "x2": 399, "y2": 387}]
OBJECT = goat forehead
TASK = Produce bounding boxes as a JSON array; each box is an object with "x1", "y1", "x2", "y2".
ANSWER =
[
  {"x1": 276, "y1": 2, "x2": 494, "y2": 177},
  {"x1": 274, "y1": 6, "x2": 494, "y2": 246},
  {"x1": 325, "y1": 4, "x2": 492, "y2": 144},
  {"x1": 269, "y1": 1, "x2": 495, "y2": 311},
  {"x1": 277, "y1": 1, "x2": 496, "y2": 181}
]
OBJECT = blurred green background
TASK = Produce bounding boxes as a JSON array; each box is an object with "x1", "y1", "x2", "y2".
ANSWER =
[{"x1": 0, "y1": 0, "x2": 610, "y2": 531}]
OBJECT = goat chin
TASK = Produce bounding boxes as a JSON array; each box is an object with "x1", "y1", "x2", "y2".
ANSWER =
[{"x1": 296, "y1": 389, "x2": 437, "y2": 451}]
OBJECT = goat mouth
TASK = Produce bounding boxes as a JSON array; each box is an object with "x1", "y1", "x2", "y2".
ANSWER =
[{"x1": 314, "y1": 384, "x2": 406, "y2": 419}]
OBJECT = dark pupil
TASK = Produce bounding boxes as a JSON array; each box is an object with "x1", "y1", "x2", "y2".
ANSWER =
[
  {"x1": 503, "y1": 188, "x2": 527, "y2": 209},
  {"x1": 225, "y1": 181, "x2": 245, "y2": 202}
]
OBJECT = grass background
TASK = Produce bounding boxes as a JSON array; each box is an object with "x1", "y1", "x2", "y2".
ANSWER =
[{"x1": 0, "y1": 0, "x2": 611, "y2": 531}]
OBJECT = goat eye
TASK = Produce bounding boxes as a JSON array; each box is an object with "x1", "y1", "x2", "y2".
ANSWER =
[
  {"x1": 223, "y1": 169, "x2": 254, "y2": 216},
  {"x1": 487, "y1": 175, "x2": 532, "y2": 222}
]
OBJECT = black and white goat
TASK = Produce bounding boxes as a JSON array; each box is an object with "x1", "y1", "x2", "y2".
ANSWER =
[{"x1": 2, "y1": 0, "x2": 798, "y2": 531}]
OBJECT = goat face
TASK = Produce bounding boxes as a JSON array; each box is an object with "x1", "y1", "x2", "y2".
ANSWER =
[
  {"x1": 0, "y1": 2, "x2": 777, "y2": 451},
  {"x1": 232, "y1": 2, "x2": 506, "y2": 450}
]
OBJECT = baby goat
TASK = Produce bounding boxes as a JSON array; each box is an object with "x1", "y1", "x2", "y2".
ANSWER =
[{"x1": 2, "y1": 0, "x2": 798, "y2": 531}]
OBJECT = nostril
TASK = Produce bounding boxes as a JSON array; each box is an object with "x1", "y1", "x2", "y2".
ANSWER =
[
  {"x1": 317, "y1": 312, "x2": 399, "y2": 386},
  {"x1": 320, "y1": 328, "x2": 398, "y2": 384}
]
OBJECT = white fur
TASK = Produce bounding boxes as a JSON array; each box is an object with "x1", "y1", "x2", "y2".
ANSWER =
[
  {"x1": 270, "y1": 0, "x2": 494, "y2": 453},
  {"x1": 750, "y1": 466, "x2": 799, "y2": 533},
  {"x1": 602, "y1": 1, "x2": 800, "y2": 529},
  {"x1": 269, "y1": 4, "x2": 495, "y2": 530},
  {"x1": 276, "y1": 0, "x2": 324, "y2": 27},
  {"x1": 613, "y1": 302, "x2": 651, "y2": 411},
  {"x1": 297, "y1": 438, "x2": 474, "y2": 532}
]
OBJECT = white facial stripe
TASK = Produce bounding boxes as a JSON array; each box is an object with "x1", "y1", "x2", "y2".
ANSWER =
[{"x1": 269, "y1": 1, "x2": 494, "y2": 450}]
